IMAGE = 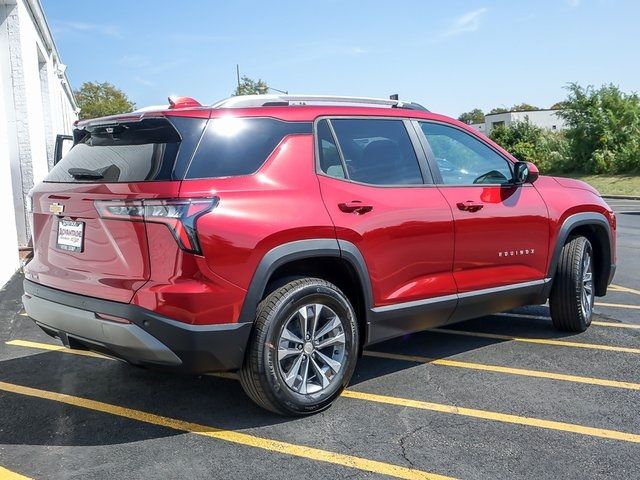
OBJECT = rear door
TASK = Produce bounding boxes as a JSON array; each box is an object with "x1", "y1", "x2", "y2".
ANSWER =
[
  {"x1": 26, "y1": 116, "x2": 206, "y2": 303},
  {"x1": 416, "y1": 120, "x2": 550, "y2": 294},
  {"x1": 316, "y1": 117, "x2": 457, "y2": 343}
]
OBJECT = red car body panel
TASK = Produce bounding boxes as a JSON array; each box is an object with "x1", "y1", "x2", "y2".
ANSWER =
[
  {"x1": 176, "y1": 135, "x2": 336, "y2": 316},
  {"x1": 534, "y1": 176, "x2": 617, "y2": 270},
  {"x1": 27, "y1": 181, "x2": 179, "y2": 303},
  {"x1": 436, "y1": 184, "x2": 550, "y2": 293},
  {"x1": 318, "y1": 175, "x2": 457, "y2": 306}
]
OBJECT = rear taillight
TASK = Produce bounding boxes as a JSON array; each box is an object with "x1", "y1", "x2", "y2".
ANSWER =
[{"x1": 95, "y1": 198, "x2": 218, "y2": 254}]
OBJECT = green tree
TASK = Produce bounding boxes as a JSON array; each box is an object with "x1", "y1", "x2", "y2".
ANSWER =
[
  {"x1": 488, "y1": 107, "x2": 509, "y2": 114},
  {"x1": 510, "y1": 103, "x2": 539, "y2": 112},
  {"x1": 558, "y1": 83, "x2": 640, "y2": 173},
  {"x1": 489, "y1": 119, "x2": 569, "y2": 173},
  {"x1": 74, "y1": 81, "x2": 135, "y2": 120},
  {"x1": 458, "y1": 108, "x2": 485, "y2": 124},
  {"x1": 234, "y1": 76, "x2": 269, "y2": 95},
  {"x1": 550, "y1": 101, "x2": 568, "y2": 110}
]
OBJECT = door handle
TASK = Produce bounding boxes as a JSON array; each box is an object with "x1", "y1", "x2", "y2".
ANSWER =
[
  {"x1": 456, "y1": 201, "x2": 484, "y2": 212},
  {"x1": 338, "y1": 201, "x2": 373, "y2": 214}
]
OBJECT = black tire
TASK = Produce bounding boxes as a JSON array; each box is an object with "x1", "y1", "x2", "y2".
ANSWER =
[
  {"x1": 549, "y1": 236, "x2": 595, "y2": 332},
  {"x1": 240, "y1": 278, "x2": 358, "y2": 416}
]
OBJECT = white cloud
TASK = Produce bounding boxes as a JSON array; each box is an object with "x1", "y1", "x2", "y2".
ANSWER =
[
  {"x1": 134, "y1": 76, "x2": 154, "y2": 87},
  {"x1": 169, "y1": 33, "x2": 235, "y2": 43},
  {"x1": 53, "y1": 21, "x2": 122, "y2": 39},
  {"x1": 444, "y1": 8, "x2": 488, "y2": 37},
  {"x1": 566, "y1": 0, "x2": 580, "y2": 7}
]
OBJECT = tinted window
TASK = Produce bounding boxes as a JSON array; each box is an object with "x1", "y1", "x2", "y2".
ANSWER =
[
  {"x1": 186, "y1": 118, "x2": 311, "y2": 179},
  {"x1": 330, "y1": 119, "x2": 423, "y2": 185},
  {"x1": 45, "y1": 118, "x2": 181, "y2": 183},
  {"x1": 420, "y1": 122, "x2": 513, "y2": 185},
  {"x1": 316, "y1": 120, "x2": 345, "y2": 179}
]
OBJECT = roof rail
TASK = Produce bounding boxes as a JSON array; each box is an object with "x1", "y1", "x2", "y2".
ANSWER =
[{"x1": 212, "y1": 94, "x2": 428, "y2": 111}]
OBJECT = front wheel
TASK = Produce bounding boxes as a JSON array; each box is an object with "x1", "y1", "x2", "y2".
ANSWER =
[
  {"x1": 549, "y1": 236, "x2": 595, "y2": 332},
  {"x1": 240, "y1": 278, "x2": 358, "y2": 415}
]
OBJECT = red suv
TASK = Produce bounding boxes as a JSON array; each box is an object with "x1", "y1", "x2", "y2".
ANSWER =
[{"x1": 23, "y1": 94, "x2": 616, "y2": 415}]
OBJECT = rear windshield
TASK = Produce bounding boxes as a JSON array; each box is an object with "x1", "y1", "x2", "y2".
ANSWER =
[
  {"x1": 185, "y1": 118, "x2": 311, "y2": 179},
  {"x1": 45, "y1": 118, "x2": 181, "y2": 183}
]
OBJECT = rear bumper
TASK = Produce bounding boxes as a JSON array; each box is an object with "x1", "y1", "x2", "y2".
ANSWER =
[{"x1": 22, "y1": 280, "x2": 252, "y2": 373}]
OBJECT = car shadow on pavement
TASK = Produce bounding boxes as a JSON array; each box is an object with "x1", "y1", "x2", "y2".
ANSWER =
[
  {"x1": 0, "y1": 272, "x2": 616, "y2": 448},
  {"x1": 0, "y1": 307, "x2": 560, "y2": 448},
  {"x1": 0, "y1": 348, "x2": 292, "y2": 447}
]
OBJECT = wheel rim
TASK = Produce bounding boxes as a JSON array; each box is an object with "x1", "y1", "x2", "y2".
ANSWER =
[
  {"x1": 581, "y1": 245, "x2": 594, "y2": 320},
  {"x1": 277, "y1": 303, "x2": 346, "y2": 395}
]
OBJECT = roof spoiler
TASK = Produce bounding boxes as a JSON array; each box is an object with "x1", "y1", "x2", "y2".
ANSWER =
[{"x1": 168, "y1": 96, "x2": 202, "y2": 109}]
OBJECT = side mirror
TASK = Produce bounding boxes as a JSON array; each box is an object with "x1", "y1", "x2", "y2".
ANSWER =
[{"x1": 513, "y1": 161, "x2": 539, "y2": 184}]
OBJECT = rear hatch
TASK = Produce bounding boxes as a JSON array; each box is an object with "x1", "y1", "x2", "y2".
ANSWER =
[{"x1": 26, "y1": 114, "x2": 205, "y2": 303}]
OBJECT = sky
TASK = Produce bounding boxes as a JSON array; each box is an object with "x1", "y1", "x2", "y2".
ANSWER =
[{"x1": 42, "y1": 0, "x2": 640, "y2": 118}]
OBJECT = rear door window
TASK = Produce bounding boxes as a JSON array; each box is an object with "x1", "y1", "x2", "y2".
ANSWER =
[
  {"x1": 45, "y1": 118, "x2": 183, "y2": 183},
  {"x1": 328, "y1": 119, "x2": 423, "y2": 185},
  {"x1": 186, "y1": 118, "x2": 311, "y2": 179}
]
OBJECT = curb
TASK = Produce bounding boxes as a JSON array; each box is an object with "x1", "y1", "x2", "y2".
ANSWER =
[{"x1": 602, "y1": 194, "x2": 640, "y2": 201}]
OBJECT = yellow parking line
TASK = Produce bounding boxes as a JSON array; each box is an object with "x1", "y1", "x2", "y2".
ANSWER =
[
  {"x1": 595, "y1": 302, "x2": 640, "y2": 310},
  {"x1": 10, "y1": 338, "x2": 640, "y2": 392},
  {"x1": 493, "y1": 312, "x2": 549, "y2": 321},
  {"x1": 0, "y1": 466, "x2": 31, "y2": 480},
  {"x1": 363, "y1": 351, "x2": 640, "y2": 390},
  {"x1": 493, "y1": 312, "x2": 640, "y2": 329},
  {"x1": 430, "y1": 329, "x2": 640, "y2": 354},
  {"x1": 610, "y1": 284, "x2": 640, "y2": 296},
  {"x1": 8, "y1": 339, "x2": 640, "y2": 446},
  {"x1": 6, "y1": 340, "x2": 111, "y2": 360},
  {"x1": 0, "y1": 381, "x2": 453, "y2": 480},
  {"x1": 341, "y1": 390, "x2": 640, "y2": 444},
  {"x1": 591, "y1": 321, "x2": 640, "y2": 329}
]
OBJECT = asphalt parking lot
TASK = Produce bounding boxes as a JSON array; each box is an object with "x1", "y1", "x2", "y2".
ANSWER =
[{"x1": 1, "y1": 199, "x2": 638, "y2": 480}]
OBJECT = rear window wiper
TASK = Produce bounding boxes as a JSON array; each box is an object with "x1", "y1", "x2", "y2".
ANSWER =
[{"x1": 68, "y1": 167, "x2": 106, "y2": 180}]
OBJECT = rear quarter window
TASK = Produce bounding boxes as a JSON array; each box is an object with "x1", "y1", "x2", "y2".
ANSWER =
[{"x1": 185, "y1": 117, "x2": 311, "y2": 179}]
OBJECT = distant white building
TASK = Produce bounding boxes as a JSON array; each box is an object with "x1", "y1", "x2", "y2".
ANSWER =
[
  {"x1": 0, "y1": 0, "x2": 78, "y2": 286},
  {"x1": 471, "y1": 109, "x2": 566, "y2": 135}
]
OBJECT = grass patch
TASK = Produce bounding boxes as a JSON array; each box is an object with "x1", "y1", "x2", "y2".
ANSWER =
[{"x1": 554, "y1": 173, "x2": 640, "y2": 196}]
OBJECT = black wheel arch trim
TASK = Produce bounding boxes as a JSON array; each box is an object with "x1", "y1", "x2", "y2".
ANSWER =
[
  {"x1": 237, "y1": 239, "x2": 374, "y2": 328},
  {"x1": 546, "y1": 212, "x2": 615, "y2": 297}
]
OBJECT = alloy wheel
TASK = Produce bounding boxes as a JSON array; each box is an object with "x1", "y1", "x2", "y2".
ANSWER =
[
  {"x1": 581, "y1": 245, "x2": 594, "y2": 320},
  {"x1": 277, "y1": 303, "x2": 346, "y2": 395}
]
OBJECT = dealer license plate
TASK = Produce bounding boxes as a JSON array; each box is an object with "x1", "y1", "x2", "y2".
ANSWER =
[{"x1": 57, "y1": 219, "x2": 84, "y2": 252}]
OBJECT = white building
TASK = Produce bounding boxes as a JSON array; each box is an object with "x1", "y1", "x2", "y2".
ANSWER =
[
  {"x1": 471, "y1": 109, "x2": 566, "y2": 135},
  {"x1": 0, "y1": 0, "x2": 78, "y2": 287}
]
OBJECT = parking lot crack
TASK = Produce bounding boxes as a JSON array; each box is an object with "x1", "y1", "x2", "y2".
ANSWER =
[{"x1": 398, "y1": 424, "x2": 428, "y2": 468}]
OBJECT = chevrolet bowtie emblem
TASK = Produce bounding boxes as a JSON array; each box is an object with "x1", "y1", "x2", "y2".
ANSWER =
[{"x1": 49, "y1": 202, "x2": 64, "y2": 215}]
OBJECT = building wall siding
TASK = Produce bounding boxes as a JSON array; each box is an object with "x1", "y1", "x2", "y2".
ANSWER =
[{"x1": 0, "y1": 0, "x2": 78, "y2": 287}]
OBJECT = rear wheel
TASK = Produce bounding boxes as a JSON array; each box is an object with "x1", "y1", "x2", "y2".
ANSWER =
[
  {"x1": 240, "y1": 278, "x2": 358, "y2": 415},
  {"x1": 549, "y1": 236, "x2": 595, "y2": 332}
]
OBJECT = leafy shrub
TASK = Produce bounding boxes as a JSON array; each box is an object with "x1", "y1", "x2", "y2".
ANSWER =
[
  {"x1": 489, "y1": 120, "x2": 569, "y2": 173},
  {"x1": 558, "y1": 83, "x2": 640, "y2": 174}
]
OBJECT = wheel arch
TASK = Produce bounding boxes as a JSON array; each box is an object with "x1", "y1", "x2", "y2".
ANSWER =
[
  {"x1": 238, "y1": 239, "x2": 373, "y2": 350},
  {"x1": 547, "y1": 212, "x2": 613, "y2": 297}
]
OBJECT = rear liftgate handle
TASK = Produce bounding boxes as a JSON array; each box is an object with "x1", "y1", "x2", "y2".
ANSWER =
[{"x1": 338, "y1": 201, "x2": 373, "y2": 215}]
